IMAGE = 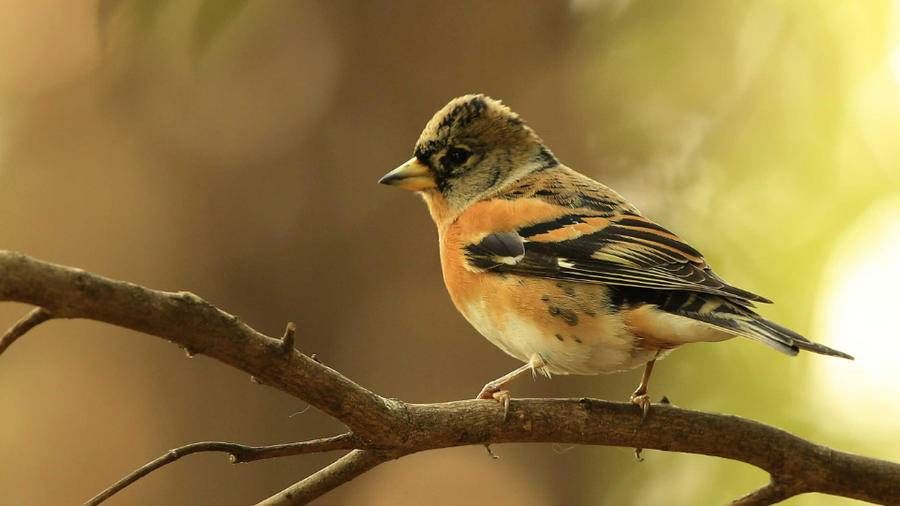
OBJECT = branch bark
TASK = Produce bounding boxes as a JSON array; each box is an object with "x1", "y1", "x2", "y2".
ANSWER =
[
  {"x1": 0, "y1": 306, "x2": 52, "y2": 354},
  {"x1": 85, "y1": 434, "x2": 361, "y2": 506},
  {"x1": 1, "y1": 251, "x2": 897, "y2": 505},
  {"x1": 257, "y1": 450, "x2": 400, "y2": 505}
]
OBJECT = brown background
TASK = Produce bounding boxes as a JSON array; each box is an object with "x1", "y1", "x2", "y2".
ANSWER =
[{"x1": 1, "y1": 1, "x2": 898, "y2": 504}]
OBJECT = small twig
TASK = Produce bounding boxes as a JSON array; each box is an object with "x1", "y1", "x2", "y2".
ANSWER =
[
  {"x1": 85, "y1": 433, "x2": 361, "y2": 506},
  {"x1": 0, "y1": 307, "x2": 53, "y2": 355},
  {"x1": 256, "y1": 449, "x2": 399, "y2": 505},
  {"x1": 280, "y1": 321, "x2": 296, "y2": 353},
  {"x1": 729, "y1": 480, "x2": 794, "y2": 506}
]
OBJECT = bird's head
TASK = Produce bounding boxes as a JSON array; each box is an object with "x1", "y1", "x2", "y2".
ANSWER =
[{"x1": 380, "y1": 94, "x2": 558, "y2": 212}]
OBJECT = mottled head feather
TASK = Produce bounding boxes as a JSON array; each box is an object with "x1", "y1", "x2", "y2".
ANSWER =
[
  {"x1": 415, "y1": 95, "x2": 534, "y2": 158},
  {"x1": 412, "y1": 94, "x2": 559, "y2": 211}
]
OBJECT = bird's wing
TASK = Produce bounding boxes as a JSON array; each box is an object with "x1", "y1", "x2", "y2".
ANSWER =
[
  {"x1": 463, "y1": 208, "x2": 856, "y2": 358},
  {"x1": 465, "y1": 208, "x2": 771, "y2": 305}
]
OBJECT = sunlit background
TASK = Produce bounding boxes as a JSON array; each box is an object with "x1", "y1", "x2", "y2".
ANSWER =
[{"x1": 1, "y1": 1, "x2": 898, "y2": 505}]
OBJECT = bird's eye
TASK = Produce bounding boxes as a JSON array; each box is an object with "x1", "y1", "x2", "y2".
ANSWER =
[{"x1": 442, "y1": 146, "x2": 471, "y2": 168}]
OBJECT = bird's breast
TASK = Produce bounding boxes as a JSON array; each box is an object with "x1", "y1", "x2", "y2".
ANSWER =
[{"x1": 439, "y1": 231, "x2": 657, "y2": 374}]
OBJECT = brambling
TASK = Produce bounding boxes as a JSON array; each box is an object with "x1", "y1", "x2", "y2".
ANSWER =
[{"x1": 380, "y1": 94, "x2": 852, "y2": 417}]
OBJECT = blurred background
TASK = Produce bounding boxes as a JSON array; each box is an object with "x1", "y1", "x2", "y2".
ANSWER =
[{"x1": 1, "y1": 0, "x2": 898, "y2": 504}]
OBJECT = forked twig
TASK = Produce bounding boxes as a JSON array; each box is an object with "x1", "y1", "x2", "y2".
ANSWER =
[{"x1": 86, "y1": 433, "x2": 361, "y2": 506}]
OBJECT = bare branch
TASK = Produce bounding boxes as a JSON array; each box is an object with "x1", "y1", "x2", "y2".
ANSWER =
[
  {"x1": 729, "y1": 481, "x2": 794, "y2": 506},
  {"x1": 86, "y1": 434, "x2": 361, "y2": 506},
  {"x1": 0, "y1": 251, "x2": 402, "y2": 444},
  {"x1": 2, "y1": 251, "x2": 898, "y2": 505},
  {"x1": 0, "y1": 307, "x2": 52, "y2": 354},
  {"x1": 257, "y1": 450, "x2": 399, "y2": 505}
]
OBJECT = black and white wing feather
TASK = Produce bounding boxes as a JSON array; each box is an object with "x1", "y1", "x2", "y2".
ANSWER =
[{"x1": 466, "y1": 211, "x2": 770, "y2": 305}]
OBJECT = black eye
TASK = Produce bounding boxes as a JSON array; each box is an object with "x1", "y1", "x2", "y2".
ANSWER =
[{"x1": 442, "y1": 146, "x2": 471, "y2": 168}]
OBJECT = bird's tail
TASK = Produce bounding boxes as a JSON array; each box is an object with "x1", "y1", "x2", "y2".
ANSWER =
[
  {"x1": 648, "y1": 290, "x2": 854, "y2": 359},
  {"x1": 735, "y1": 314, "x2": 854, "y2": 360}
]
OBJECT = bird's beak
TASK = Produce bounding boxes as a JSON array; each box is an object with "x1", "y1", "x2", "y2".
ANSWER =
[{"x1": 378, "y1": 157, "x2": 436, "y2": 191}]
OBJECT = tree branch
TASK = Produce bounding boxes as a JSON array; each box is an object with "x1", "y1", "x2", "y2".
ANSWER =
[
  {"x1": 729, "y1": 481, "x2": 795, "y2": 506},
  {"x1": 0, "y1": 250, "x2": 402, "y2": 444},
  {"x1": 85, "y1": 434, "x2": 362, "y2": 506},
  {"x1": 0, "y1": 306, "x2": 52, "y2": 354},
  {"x1": 257, "y1": 450, "x2": 400, "y2": 505},
  {"x1": 1, "y1": 251, "x2": 897, "y2": 505}
]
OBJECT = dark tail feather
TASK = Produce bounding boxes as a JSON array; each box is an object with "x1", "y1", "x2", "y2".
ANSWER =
[
  {"x1": 650, "y1": 290, "x2": 854, "y2": 359},
  {"x1": 752, "y1": 317, "x2": 854, "y2": 360}
]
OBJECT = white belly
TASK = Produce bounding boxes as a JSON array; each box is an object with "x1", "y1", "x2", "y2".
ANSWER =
[{"x1": 462, "y1": 299, "x2": 654, "y2": 375}]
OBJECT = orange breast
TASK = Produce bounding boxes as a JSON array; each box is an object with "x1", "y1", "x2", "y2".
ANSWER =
[{"x1": 436, "y1": 204, "x2": 649, "y2": 374}]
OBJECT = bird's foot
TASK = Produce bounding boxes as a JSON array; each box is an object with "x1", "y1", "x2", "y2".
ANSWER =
[
  {"x1": 491, "y1": 390, "x2": 511, "y2": 417},
  {"x1": 630, "y1": 392, "x2": 651, "y2": 460},
  {"x1": 477, "y1": 383, "x2": 512, "y2": 420},
  {"x1": 630, "y1": 392, "x2": 651, "y2": 423}
]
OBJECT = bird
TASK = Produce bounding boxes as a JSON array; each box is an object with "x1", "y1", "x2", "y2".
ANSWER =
[{"x1": 379, "y1": 94, "x2": 852, "y2": 418}]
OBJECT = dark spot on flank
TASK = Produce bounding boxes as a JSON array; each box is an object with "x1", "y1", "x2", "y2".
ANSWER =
[
  {"x1": 548, "y1": 306, "x2": 579, "y2": 326},
  {"x1": 535, "y1": 189, "x2": 555, "y2": 196},
  {"x1": 541, "y1": 294, "x2": 550, "y2": 302},
  {"x1": 560, "y1": 310, "x2": 578, "y2": 327},
  {"x1": 574, "y1": 336, "x2": 583, "y2": 343},
  {"x1": 555, "y1": 334, "x2": 564, "y2": 342}
]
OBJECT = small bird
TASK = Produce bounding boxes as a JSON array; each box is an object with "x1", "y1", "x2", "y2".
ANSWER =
[{"x1": 379, "y1": 94, "x2": 852, "y2": 417}]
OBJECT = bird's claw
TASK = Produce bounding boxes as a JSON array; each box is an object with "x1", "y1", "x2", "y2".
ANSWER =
[
  {"x1": 630, "y1": 393, "x2": 651, "y2": 423},
  {"x1": 492, "y1": 390, "x2": 511, "y2": 419},
  {"x1": 630, "y1": 392, "x2": 651, "y2": 459},
  {"x1": 477, "y1": 384, "x2": 512, "y2": 420}
]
